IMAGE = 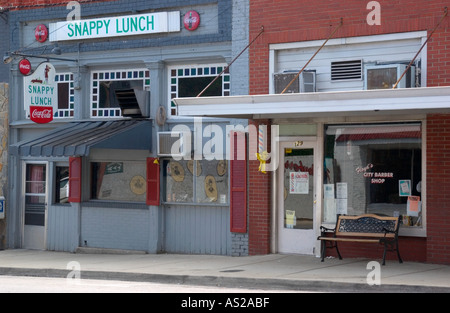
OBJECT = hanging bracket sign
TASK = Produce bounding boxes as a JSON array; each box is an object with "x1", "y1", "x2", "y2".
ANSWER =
[{"x1": 23, "y1": 62, "x2": 58, "y2": 124}]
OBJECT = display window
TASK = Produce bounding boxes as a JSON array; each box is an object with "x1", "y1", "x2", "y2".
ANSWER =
[
  {"x1": 163, "y1": 159, "x2": 229, "y2": 204},
  {"x1": 90, "y1": 161, "x2": 147, "y2": 202},
  {"x1": 323, "y1": 123, "x2": 422, "y2": 227}
]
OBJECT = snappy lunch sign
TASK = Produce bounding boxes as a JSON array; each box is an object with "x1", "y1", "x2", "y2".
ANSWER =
[
  {"x1": 49, "y1": 11, "x2": 181, "y2": 42},
  {"x1": 24, "y1": 62, "x2": 58, "y2": 124}
]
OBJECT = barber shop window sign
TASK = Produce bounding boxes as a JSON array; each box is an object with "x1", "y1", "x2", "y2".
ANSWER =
[{"x1": 23, "y1": 62, "x2": 58, "y2": 124}]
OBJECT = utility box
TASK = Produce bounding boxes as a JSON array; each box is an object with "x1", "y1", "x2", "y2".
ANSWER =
[{"x1": 0, "y1": 196, "x2": 5, "y2": 219}]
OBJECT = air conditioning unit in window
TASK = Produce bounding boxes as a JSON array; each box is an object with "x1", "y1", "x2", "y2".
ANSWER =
[
  {"x1": 110, "y1": 81, "x2": 150, "y2": 118},
  {"x1": 273, "y1": 70, "x2": 316, "y2": 94},
  {"x1": 157, "y1": 131, "x2": 190, "y2": 158},
  {"x1": 365, "y1": 64, "x2": 416, "y2": 90}
]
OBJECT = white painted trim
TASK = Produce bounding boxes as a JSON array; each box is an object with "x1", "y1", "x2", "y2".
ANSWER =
[
  {"x1": 269, "y1": 31, "x2": 428, "y2": 51},
  {"x1": 175, "y1": 87, "x2": 450, "y2": 119}
]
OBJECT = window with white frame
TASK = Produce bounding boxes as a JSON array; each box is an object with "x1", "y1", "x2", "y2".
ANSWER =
[
  {"x1": 91, "y1": 69, "x2": 150, "y2": 118},
  {"x1": 168, "y1": 64, "x2": 230, "y2": 116}
]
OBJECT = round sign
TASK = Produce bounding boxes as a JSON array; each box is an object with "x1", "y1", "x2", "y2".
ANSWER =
[
  {"x1": 19, "y1": 59, "x2": 32, "y2": 76},
  {"x1": 183, "y1": 10, "x2": 200, "y2": 31},
  {"x1": 35, "y1": 24, "x2": 48, "y2": 43}
]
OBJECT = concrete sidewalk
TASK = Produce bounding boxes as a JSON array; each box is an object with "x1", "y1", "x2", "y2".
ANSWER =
[{"x1": 0, "y1": 249, "x2": 449, "y2": 292}]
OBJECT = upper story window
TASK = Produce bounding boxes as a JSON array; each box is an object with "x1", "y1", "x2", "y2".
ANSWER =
[
  {"x1": 54, "y1": 73, "x2": 75, "y2": 119},
  {"x1": 91, "y1": 69, "x2": 150, "y2": 118},
  {"x1": 168, "y1": 64, "x2": 230, "y2": 116},
  {"x1": 270, "y1": 32, "x2": 427, "y2": 93}
]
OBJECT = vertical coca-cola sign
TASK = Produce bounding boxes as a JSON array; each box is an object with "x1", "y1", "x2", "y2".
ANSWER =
[{"x1": 23, "y1": 62, "x2": 58, "y2": 124}]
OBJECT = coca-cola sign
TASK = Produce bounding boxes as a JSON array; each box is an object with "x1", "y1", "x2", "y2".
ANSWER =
[
  {"x1": 23, "y1": 62, "x2": 58, "y2": 124},
  {"x1": 35, "y1": 24, "x2": 48, "y2": 43},
  {"x1": 19, "y1": 59, "x2": 32, "y2": 76},
  {"x1": 30, "y1": 106, "x2": 53, "y2": 124}
]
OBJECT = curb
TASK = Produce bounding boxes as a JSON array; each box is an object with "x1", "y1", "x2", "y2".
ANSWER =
[{"x1": 1, "y1": 267, "x2": 449, "y2": 293}]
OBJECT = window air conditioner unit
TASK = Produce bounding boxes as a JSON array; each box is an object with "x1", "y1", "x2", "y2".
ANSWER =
[
  {"x1": 110, "y1": 81, "x2": 150, "y2": 118},
  {"x1": 365, "y1": 64, "x2": 416, "y2": 90},
  {"x1": 273, "y1": 70, "x2": 316, "y2": 94},
  {"x1": 157, "y1": 131, "x2": 190, "y2": 158}
]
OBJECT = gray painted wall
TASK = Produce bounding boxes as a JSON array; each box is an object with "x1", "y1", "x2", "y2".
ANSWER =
[{"x1": 6, "y1": 0, "x2": 250, "y2": 256}]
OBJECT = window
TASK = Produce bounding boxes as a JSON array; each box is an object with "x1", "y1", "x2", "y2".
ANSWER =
[
  {"x1": 169, "y1": 64, "x2": 230, "y2": 116},
  {"x1": 163, "y1": 159, "x2": 229, "y2": 204},
  {"x1": 91, "y1": 161, "x2": 147, "y2": 202},
  {"x1": 91, "y1": 69, "x2": 150, "y2": 118},
  {"x1": 55, "y1": 165, "x2": 69, "y2": 204},
  {"x1": 54, "y1": 73, "x2": 75, "y2": 118},
  {"x1": 323, "y1": 123, "x2": 422, "y2": 228}
]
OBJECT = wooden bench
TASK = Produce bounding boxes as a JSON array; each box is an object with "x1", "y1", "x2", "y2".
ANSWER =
[{"x1": 317, "y1": 214, "x2": 402, "y2": 265}]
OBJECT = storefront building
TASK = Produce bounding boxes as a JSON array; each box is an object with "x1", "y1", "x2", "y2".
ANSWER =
[
  {"x1": 176, "y1": 1, "x2": 450, "y2": 264},
  {"x1": 5, "y1": 0, "x2": 251, "y2": 255}
]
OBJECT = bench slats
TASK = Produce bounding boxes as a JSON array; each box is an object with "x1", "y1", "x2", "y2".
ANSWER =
[{"x1": 317, "y1": 237, "x2": 380, "y2": 243}]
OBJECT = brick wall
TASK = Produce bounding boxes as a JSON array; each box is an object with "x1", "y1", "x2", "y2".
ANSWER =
[
  {"x1": 249, "y1": 0, "x2": 450, "y2": 263},
  {"x1": 248, "y1": 119, "x2": 271, "y2": 255},
  {"x1": 426, "y1": 114, "x2": 450, "y2": 264},
  {"x1": 249, "y1": 0, "x2": 450, "y2": 94},
  {"x1": 7, "y1": 0, "x2": 110, "y2": 10}
]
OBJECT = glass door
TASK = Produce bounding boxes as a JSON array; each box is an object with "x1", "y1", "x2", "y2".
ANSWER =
[
  {"x1": 278, "y1": 141, "x2": 317, "y2": 255},
  {"x1": 23, "y1": 163, "x2": 47, "y2": 250}
]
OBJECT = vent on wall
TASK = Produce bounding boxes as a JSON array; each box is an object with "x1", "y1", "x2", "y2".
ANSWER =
[{"x1": 331, "y1": 60, "x2": 362, "y2": 81}]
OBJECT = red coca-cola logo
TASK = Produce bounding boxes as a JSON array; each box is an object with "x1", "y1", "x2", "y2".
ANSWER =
[
  {"x1": 30, "y1": 106, "x2": 53, "y2": 124},
  {"x1": 183, "y1": 10, "x2": 200, "y2": 31},
  {"x1": 19, "y1": 59, "x2": 32, "y2": 75},
  {"x1": 35, "y1": 24, "x2": 48, "y2": 43}
]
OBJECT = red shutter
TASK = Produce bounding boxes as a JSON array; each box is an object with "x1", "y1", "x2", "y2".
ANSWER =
[
  {"x1": 68, "y1": 157, "x2": 82, "y2": 203},
  {"x1": 230, "y1": 131, "x2": 247, "y2": 233},
  {"x1": 146, "y1": 157, "x2": 160, "y2": 206}
]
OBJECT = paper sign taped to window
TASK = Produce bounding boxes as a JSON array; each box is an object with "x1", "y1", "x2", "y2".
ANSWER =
[
  {"x1": 289, "y1": 172, "x2": 309, "y2": 194},
  {"x1": 407, "y1": 196, "x2": 421, "y2": 217}
]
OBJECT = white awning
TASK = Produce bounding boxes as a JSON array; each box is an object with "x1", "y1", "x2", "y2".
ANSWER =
[{"x1": 174, "y1": 87, "x2": 450, "y2": 119}]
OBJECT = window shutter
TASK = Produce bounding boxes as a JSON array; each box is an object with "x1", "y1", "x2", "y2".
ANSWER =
[
  {"x1": 146, "y1": 157, "x2": 160, "y2": 206},
  {"x1": 230, "y1": 131, "x2": 247, "y2": 233},
  {"x1": 68, "y1": 157, "x2": 82, "y2": 203}
]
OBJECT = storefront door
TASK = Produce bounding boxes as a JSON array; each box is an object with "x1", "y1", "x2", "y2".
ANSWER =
[
  {"x1": 23, "y1": 163, "x2": 47, "y2": 250},
  {"x1": 278, "y1": 141, "x2": 317, "y2": 255}
]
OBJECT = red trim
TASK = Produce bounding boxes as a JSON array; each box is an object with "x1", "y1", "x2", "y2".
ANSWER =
[
  {"x1": 68, "y1": 157, "x2": 82, "y2": 203},
  {"x1": 230, "y1": 131, "x2": 247, "y2": 233},
  {"x1": 146, "y1": 158, "x2": 160, "y2": 206}
]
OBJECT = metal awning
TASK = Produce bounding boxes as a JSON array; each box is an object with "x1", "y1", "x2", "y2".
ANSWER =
[
  {"x1": 174, "y1": 86, "x2": 450, "y2": 119},
  {"x1": 10, "y1": 119, "x2": 152, "y2": 157}
]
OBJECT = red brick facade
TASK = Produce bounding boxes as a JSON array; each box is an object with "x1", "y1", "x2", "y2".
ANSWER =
[
  {"x1": 6, "y1": 0, "x2": 108, "y2": 10},
  {"x1": 248, "y1": 0, "x2": 450, "y2": 264}
]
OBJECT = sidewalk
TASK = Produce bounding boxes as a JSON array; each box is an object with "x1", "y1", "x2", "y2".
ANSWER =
[{"x1": 0, "y1": 249, "x2": 449, "y2": 292}]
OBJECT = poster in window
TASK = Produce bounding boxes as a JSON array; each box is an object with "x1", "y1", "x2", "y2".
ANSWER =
[
  {"x1": 289, "y1": 172, "x2": 309, "y2": 194},
  {"x1": 407, "y1": 196, "x2": 421, "y2": 217},
  {"x1": 399, "y1": 180, "x2": 411, "y2": 197}
]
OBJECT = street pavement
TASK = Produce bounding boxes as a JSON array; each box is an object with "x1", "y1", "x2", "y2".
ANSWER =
[{"x1": 0, "y1": 249, "x2": 449, "y2": 293}]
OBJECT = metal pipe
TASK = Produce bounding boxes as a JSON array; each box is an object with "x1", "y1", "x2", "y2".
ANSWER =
[
  {"x1": 281, "y1": 18, "x2": 343, "y2": 94},
  {"x1": 196, "y1": 26, "x2": 264, "y2": 98},
  {"x1": 393, "y1": 7, "x2": 448, "y2": 89}
]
